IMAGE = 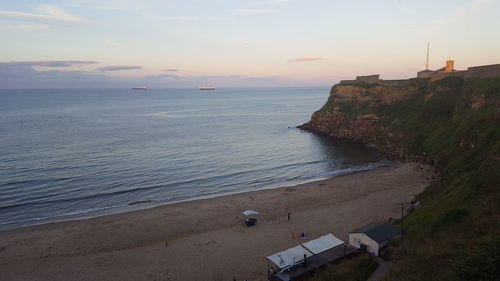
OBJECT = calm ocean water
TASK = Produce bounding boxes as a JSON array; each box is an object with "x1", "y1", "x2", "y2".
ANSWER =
[{"x1": 0, "y1": 87, "x2": 384, "y2": 230}]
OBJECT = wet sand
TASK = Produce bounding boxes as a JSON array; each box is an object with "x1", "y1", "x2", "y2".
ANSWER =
[{"x1": 0, "y1": 162, "x2": 432, "y2": 281}]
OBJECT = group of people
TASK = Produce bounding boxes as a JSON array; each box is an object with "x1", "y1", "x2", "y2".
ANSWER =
[{"x1": 407, "y1": 200, "x2": 422, "y2": 214}]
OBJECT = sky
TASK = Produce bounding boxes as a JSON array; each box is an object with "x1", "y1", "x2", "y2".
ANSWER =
[{"x1": 0, "y1": 0, "x2": 499, "y2": 88}]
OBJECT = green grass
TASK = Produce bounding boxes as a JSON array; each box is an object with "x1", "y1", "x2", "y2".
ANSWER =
[
  {"x1": 318, "y1": 91, "x2": 336, "y2": 113},
  {"x1": 455, "y1": 235, "x2": 500, "y2": 281},
  {"x1": 306, "y1": 255, "x2": 379, "y2": 281},
  {"x1": 381, "y1": 78, "x2": 499, "y2": 281},
  {"x1": 464, "y1": 78, "x2": 500, "y2": 97}
]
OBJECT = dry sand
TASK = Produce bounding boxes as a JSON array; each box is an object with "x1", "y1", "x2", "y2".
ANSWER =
[{"x1": 0, "y1": 162, "x2": 432, "y2": 281}]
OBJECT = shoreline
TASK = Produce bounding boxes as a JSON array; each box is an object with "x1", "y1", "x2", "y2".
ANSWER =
[
  {"x1": 1, "y1": 160, "x2": 390, "y2": 232},
  {"x1": 0, "y1": 161, "x2": 433, "y2": 281}
]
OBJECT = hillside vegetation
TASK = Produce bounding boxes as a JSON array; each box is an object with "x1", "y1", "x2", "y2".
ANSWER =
[{"x1": 302, "y1": 77, "x2": 500, "y2": 280}]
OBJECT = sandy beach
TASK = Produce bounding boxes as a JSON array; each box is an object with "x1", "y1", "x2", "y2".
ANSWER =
[{"x1": 0, "y1": 162, "x2": 432, "y2": 281}]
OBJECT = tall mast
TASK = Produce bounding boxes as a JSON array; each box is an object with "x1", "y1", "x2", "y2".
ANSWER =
[{"x1": 426, "y1": 42, "x2": 430, "y2": 70}]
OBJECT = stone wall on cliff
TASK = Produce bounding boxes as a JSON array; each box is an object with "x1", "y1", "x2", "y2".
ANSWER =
[{"x1": 429, "y1": 64, "x2": 500, "y2": 82}]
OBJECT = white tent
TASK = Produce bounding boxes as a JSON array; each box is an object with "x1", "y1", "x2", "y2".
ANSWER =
[
  {"x1": 242, "y1": 210, "x2": 259, "y2": 216},
  {"x1": 266, "y1": 245, "x2": 313, "y2": 269},
  {"x1": 301, "y1": 234, "x2": 344, "y2": 254}
]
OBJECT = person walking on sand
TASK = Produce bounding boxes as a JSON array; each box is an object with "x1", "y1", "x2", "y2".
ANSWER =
[{"x1": 287, "y1": 212, "x2": 291, "y2": 221}]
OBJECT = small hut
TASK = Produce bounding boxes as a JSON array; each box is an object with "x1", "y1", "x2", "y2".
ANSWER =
[{"x1": 349, "y1": 222, "x2": 400, "y2": 256}]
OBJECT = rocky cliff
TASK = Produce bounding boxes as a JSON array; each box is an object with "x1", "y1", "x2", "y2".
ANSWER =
[
  {"x1": 299, "y1": 77, "x2": 499, "y2": 163},
  {"x1": 300, "y1": 76, "x2": 500, "y2": 281},
  {"x1": 299, "y1": 82, "x2": 419, "y2": 159}
]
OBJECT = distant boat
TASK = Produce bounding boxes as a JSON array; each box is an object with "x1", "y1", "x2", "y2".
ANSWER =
[
  {"x1": 199, "y1": 86, "x2": 216, "y2": 90},
  {"x1": 132, "y1": 87, "x2": 148, "y2": 90}
]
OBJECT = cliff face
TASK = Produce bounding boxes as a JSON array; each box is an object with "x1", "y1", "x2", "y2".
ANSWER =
[
  {"x1": 300, "y1": 76, "x2": 500, "y2": 281},
  {"x1": 299, "y1": 82, "x2": 420, "y2": 158},
  {"x1": 328, "y1": 83, "x2": 418, "y2": 105},
  {"x1": 300, "y1": 77, "x2": 499, "y2": 161}
]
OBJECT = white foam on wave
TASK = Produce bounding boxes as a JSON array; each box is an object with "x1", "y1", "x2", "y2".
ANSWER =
[
  {"x1": 0, "y1": 203, "x2": 127, "y2": 229},
  {"x1": 1, "y1": 161, "x2": 390, "y2": 231},
  {"x1": 147, "y1": 161, "x2": 392, "y2": 207},
  {"x1": 326, "y1": 161, "x2": 391, "y2": 177}
]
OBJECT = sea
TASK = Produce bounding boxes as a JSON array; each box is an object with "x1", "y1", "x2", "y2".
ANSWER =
[{"x1": 0, "y1": 87, "x2": 385, "y2": 231}]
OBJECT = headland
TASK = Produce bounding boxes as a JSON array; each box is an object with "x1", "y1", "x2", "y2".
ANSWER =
[
  {"x1": 299, "y1": 61, "x2": 500, "y2": 161},
  {"x1": 299, "y1": 61, "x2": 499, "y2": 280}
]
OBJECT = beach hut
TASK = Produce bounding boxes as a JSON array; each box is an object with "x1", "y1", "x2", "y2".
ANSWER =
[{"x1": 349, "y1": 222, "x2": 401, "y2": 256}]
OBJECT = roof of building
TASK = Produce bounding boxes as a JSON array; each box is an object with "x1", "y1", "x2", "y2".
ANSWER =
[
  {"x1": 301, "y1": 234, "x2": 344, "y2": 254},
  {"x1": 266, "y1": 245, "x2": 313, "y2": 269},
  {"x1": 350, "y1": 222, "x2": 400, "y2": 243},
  {"x1": 266, "y1": 233, "x2": 345, "y2": 269},
  {"x1": 418, "y1": 69, "x2": 434, "y2": 73}
]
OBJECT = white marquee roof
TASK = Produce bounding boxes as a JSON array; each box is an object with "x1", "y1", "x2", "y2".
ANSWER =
[
  {"x1": 266, "y1": 245, "x2": 313, "y2": 269},
  {"x1": 301, "y1": 234, "x2": 344, "y2": 254},
  {"x1": 242, "y1": 210, "x2": 259, "y2": 216}
]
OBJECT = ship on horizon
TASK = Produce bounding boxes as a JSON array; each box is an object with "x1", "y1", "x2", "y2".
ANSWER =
[
  {"x1": 131, "y1": 87, "x2": 148, "y2": 90},
  {"x1": 199, "y1": 86, "x2": 216, "y2": 90}
]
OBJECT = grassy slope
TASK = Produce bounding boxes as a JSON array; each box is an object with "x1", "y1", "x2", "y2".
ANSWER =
[
  {"x1": 379, "y1": 77, "x2": 500, "y2": 281},
  {"x1": 317, "y1": 77, "x2": 500, "y2": 281},
  {"x1": 308, "y1": 256, "x2": 379, "y2": 281}
]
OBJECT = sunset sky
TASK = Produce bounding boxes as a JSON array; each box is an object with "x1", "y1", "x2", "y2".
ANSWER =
[{"x1": 1, "y1": 0, "x2": 499, "y2": 88}]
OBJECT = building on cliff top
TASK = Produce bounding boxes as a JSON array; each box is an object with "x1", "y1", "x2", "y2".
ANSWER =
[
  {"x1": 421, "y1": 61, "x2": 500, "y2": 82},
  {"x1": 417, "y1": 59, "x2": 458, "y2": 78},
  {"x1": 417, "y1": 69, "x2": 434, "y2": 79},
  {"x1": 339, "y1": 60, "x2": 500, "y2": 86}
]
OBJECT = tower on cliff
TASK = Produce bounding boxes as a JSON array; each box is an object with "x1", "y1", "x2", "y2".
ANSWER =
[{"x1": 445, "y1": 59, "x2": 455, "y2": 73}]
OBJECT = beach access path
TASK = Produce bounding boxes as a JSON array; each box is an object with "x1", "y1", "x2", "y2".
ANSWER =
[{"x1": 0, "y1": 162, "x2": 432, "y2": 281}]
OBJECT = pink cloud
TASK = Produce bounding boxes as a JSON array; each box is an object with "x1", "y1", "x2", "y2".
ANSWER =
[
  {"x1": 97, "y1": 65, "x2": 142, "y2": 71},
  {"x1": 289, "y1": 57, "x2": 324, "y2": 62}
]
